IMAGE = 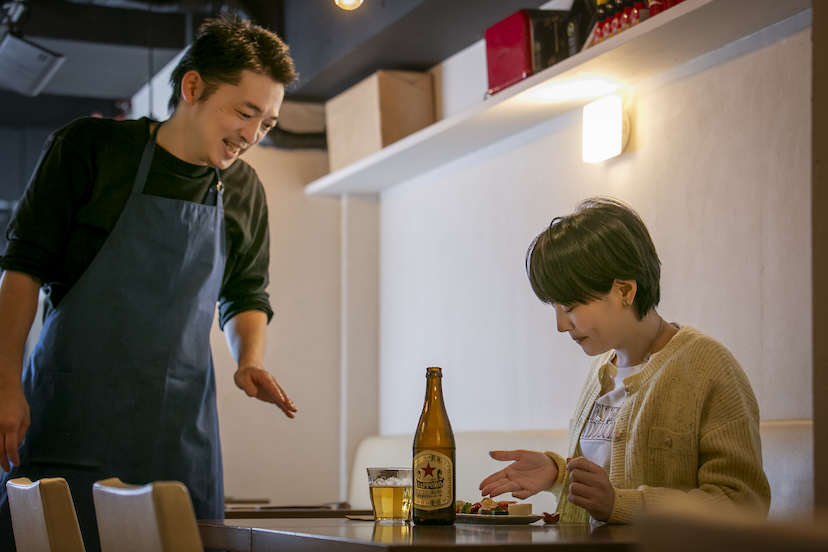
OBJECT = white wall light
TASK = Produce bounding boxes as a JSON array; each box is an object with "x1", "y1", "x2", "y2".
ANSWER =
[
  {"x1": 582, "y1": 95, "x2": 630, "y2": 163},
  {"x1": 335, "y1": 0, "x2": 364, "y2": 10}
]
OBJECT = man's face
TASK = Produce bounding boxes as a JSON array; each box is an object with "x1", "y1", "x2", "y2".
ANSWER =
[{"x1": 190, "y1": 70, "x2": 286, "y2": 169}]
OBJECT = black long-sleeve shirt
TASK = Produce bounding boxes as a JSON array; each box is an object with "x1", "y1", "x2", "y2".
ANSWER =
[{"x1": 1, "y1": 117, "x2": 273, "y2": 329}]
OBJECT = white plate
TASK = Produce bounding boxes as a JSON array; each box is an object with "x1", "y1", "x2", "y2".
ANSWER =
[{"x1": 456, "y1": 514, "x2": 543, "y2": 525}]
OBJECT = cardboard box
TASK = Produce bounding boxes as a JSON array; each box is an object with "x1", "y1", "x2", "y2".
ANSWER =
[{"x1": 325, "y1": 70, "x2": 434, "y2": 172}]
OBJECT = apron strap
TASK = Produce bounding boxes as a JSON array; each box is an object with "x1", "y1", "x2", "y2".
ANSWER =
[
  {"x1": 131, "y1": 122, "x2": 163, "y2": 196},
  {"x1": 205, "y1": 168, "x2": 225, "y2": 207}
]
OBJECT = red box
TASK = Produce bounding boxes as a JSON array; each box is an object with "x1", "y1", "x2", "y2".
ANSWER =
[{"x1": 485, "y1": 10, "x2": 570, "y2": 96}]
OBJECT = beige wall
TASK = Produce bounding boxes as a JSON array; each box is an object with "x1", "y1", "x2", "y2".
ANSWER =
[
  {"x1": 812, "y1": 0, "x2": 827, "y2": 511},
  {"x1": 210, "y1": 144, "x2": 342, "y2": 504},
  {"x1": 378, "y1": 21, "x2": 812, "y2": 435}
]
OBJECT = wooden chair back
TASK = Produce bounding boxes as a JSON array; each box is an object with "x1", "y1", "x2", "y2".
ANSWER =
[
  {"x1": 92, "y1": 477, "x2": 202, "y2": 552},
  {"x1": 6, "y1": 477, "x2": 86, "y2": 552}
]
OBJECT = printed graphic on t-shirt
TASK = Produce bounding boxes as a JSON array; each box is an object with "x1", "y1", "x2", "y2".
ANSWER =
[{"x1": 581, "y1": 404, "x2": 621, "y2": 441}]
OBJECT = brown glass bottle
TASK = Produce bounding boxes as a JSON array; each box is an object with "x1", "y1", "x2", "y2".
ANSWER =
[{"x1": 412, "y1": 367, "x2": 456, "y2": 525}]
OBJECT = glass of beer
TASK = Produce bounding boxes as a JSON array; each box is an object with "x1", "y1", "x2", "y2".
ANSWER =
[{"x1": 367, "y1": 468, "x2": 413, "y2": 523}]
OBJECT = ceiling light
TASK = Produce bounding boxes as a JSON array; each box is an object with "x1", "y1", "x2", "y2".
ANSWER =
[{"x1": 335, "y1": 0, "x2": 364, "y2": 10}]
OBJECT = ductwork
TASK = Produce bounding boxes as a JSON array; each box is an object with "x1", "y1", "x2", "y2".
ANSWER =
[
  {"x1": 63, "y1": 0, "x2": 252, "y2": 16},
  {"x1": 262, "y1": 127, "x2": 326, "y2": 150}
]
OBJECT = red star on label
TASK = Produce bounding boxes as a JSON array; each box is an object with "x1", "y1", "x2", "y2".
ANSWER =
[{"x1": 423, "y1": 463, "x2": 436, "y2": 477}]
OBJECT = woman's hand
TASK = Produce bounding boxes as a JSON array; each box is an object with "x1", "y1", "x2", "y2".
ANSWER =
[
  {"x1": 566, "y1": 457, "x2": 615, "y2": 521},
  {"x1": 479, "y1": 450, "x2": 558, "y2": 500}
]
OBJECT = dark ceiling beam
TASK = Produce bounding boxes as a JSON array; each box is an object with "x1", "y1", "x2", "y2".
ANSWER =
[
  {"x1": 283, "y1": 0, "x2": 550, "y2": 102},
  {"x1": 24, "y1": 0, "x2": 190, "y2": 49},
  {"x1": 22, "y1": 0, "x2": 284, "y2": 49},
  {"x1": 238, "y1": 0, "x2": 284, "y2": 36},
  {"x1": 0, "y1": 90, "x2": 120, "y2": 127}
]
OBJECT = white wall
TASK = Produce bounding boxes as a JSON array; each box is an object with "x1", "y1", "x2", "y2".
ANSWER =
[
  {"x1": 378, "y1": 17, "x2": 812, "y2": 436},
  {"x1": 129, "y1": 49, "x2": 187, "y2": 120},
  {"x1": 210, "y1": 143, "x2": 342, "y2": 504}
]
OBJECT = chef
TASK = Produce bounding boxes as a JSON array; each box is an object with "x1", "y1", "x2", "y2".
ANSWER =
[{"x1": 0, "y1": 13, "x2": 297, "y2": 552}]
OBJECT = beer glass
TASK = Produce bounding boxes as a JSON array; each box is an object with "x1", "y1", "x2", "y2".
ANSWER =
[{"x1": 367, "y1": 467, "x2": 413, "y2": 522}]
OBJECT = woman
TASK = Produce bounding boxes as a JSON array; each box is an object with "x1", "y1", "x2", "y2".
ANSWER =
[{"x1": 479, "y1": 198, "x2": 770, "y2": 523}]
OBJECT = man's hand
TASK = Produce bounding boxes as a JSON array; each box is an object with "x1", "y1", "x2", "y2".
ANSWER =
[
  {"x1": 224, "y1": 311, "x2": 297, "y2": 419},
  {"x1": 479, "y1": 450, "x2": 558, "y2": 500},
  {"x1": 566, "y1": 457, "x2": 615, "y2": 521},
  {"x1": 234, "y1": 366, "x2": 297, "y2": 418},
  {"x1": 0, "y1": 270, "x2": 41, "y2": 473},
  {"x1": 0, "y1": 384, "x2": 30, "y2": 472}
]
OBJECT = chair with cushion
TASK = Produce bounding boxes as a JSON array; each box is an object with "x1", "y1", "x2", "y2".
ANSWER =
[
  {"x1": 91, "y1": 477, "x2": 202, "y2": 552},
  {"x1": 6, "y1": 477, "x2": 86, "y2": 552}
]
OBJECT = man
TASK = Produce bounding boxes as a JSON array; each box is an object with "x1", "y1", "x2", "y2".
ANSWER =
[{"x1": 0, "y1": 13, "x2": 297, "y2": 551}]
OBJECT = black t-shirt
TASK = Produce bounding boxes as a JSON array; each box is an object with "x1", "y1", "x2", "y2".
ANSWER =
[{"x1": 0, "y1": 117, "x2": 273, "y2": 329}]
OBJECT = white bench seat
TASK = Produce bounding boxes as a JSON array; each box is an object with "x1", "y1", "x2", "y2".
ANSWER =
[{"x1": 348, "y1": 420, "x2": 813, "y2": 520}]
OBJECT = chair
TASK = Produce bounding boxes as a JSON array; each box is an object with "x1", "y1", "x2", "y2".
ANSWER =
[
  {"x1": 91, "y1": 477, "x2": 202, "y2": 552},
  {"x1": 5, "y1": 477, "x2": 86, "y2": 552}
]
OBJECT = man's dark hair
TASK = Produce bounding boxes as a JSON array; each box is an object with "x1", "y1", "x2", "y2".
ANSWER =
[
  {"x1": 168, "y1": 13, "x2": 298, "y2": 112},
  {"x1": 526, "y1": 197, "x2": 661, "y2": 320}
]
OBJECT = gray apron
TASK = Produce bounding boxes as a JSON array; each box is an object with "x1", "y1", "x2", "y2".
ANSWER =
[{"x1": 1, "y1": 122, "x2": 226, "y2": 551}]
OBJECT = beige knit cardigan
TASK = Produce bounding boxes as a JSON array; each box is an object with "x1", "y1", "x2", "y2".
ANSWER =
[{"x1": 544, "y1": 325, "x2": 771, "y2": 524}]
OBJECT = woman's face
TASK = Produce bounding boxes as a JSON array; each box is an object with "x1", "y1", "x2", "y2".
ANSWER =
[{"x1": 553, "y1": 283, "x2": 631, "y2": 356}]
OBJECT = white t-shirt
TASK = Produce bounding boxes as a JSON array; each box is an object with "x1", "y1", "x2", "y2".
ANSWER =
[{"x1": 579, "y1": 359, "x2": 646, "y2": 474}]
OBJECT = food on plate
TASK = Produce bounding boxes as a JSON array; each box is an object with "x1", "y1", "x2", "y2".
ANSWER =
[
  {"x1": 507, "y1": 503, "x2": 532, "y2": 516},
  {"x1": 542, "y1": 511, "x2": 560, "y2": 524},
  {"x1": 456, "y1": 498, "x2": 531, "y2": 515}
]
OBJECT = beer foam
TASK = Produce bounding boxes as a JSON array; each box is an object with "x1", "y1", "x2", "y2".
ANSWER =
[{"x1": 371, "y1": 476, "x2": 412, "y2": 486}]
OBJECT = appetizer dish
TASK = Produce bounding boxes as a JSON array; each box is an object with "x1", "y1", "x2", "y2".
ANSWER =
[
  {"x1": 455, "y1": 497, "x2": 518, "y2": 515},
  {"x1": 454, "y1": 499, "x2": 559, "y2": 525}
]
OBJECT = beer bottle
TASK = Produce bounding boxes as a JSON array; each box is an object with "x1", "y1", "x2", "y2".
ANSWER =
[{"x1": 412, "y1": 367, "x2": 456, "y2": 525}]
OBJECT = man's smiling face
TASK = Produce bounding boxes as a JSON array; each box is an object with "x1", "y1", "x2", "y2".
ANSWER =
[{"x1": 189, "y1": 70, "x2": 285, "y2": 169}]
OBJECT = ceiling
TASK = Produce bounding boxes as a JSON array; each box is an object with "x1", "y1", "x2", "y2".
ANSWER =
[{"x1": 0, "y1": 0, "x2": 552, "y2": 129}]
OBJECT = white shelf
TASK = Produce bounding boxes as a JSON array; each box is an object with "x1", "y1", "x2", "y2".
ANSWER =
[{"x1": 305, "y1": 0, "x2": 811, "y2": 197}]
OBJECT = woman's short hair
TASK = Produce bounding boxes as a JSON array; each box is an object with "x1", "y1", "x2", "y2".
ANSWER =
[
  {"x1": 526, "y1": 197, "x2": 661, "y2": 320},
  {"x1": 168, "y1": 13, "x2": 297, "y2": 112}
]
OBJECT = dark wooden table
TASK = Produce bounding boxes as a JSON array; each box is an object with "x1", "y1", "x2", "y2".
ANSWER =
[
  {"x1": 199, "y1": 517, "x2": 639, "y2": 552},
  {"x1": 223, "y1": 506, "x2": 373, "y2": 519}
]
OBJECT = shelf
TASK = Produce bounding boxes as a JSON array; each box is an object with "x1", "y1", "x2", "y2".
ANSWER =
[{"x1": 305, "y1": 0, "x2": 811, "y2": 197}]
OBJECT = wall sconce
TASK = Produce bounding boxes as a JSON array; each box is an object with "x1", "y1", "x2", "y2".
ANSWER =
[
  {"x1": 335, "y1": 0, "x2": 364, "y2": 10},
  {"x1": 582, "y1": 95, "x2": 630, "y2": 163}
]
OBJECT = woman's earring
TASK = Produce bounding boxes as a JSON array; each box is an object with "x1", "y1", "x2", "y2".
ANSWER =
[{"x1": 623, "y1": 301, "x2": 630, "y2": 308}]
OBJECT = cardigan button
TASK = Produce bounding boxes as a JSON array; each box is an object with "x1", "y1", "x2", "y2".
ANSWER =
[
  {"x1": 663, "y1": 437, "x2": 673, "y2": 447},
  {"x1": 624, "y1": 384, "x2": 631, "y2": 394}
]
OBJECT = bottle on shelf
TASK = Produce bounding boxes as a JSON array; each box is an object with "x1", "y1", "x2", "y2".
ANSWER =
[
  {"x1": 566, "y1": 0, "x2": 592, "y2": 56},
  {"x1": 611, "y1": 0, "x2": 626, "y2": 35},
  {"x1": 412, "y1": 367, "x2": 456, "y2": 525},
  {"x1": 648, "y1": 0, "x2": 663, "y2": 17},
  {"x1": 590, "y1": 0, "x2": 608, "y2": 45},
  {"x1": 603, "y1": 0, "x2": 617, "y2": 40},
  {"x1": 632, "y1": 1, "x2": 650, "y2": 25},
  {"x1": 621, "y1": 0, "x2": 635, "y2": 32}
]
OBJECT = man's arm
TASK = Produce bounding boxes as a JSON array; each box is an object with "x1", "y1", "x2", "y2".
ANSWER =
[
  {"x1": 224, "y1": 310, "x2": 296, "y2": 418},
  {"x1": 0, "y1": 270, "x2": 41, "y2": 472}
]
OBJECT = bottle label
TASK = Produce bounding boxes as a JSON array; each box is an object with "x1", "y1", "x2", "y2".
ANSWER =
[{"x1": 413, "y1": 451, "x2": 453, "y2": 510}]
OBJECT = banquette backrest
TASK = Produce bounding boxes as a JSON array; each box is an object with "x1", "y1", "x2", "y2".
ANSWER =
[{"x1": 347, "y1": 420, "x2": 813, "y2": 520}]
